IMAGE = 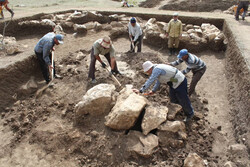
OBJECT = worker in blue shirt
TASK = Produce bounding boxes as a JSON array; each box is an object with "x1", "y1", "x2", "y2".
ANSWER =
[
  {"x1": 34, "y1": 32, "x2": 64, "y2": 84},
  {"x1": 133, "y1": 61, "x2": 194, "y2": 123}
]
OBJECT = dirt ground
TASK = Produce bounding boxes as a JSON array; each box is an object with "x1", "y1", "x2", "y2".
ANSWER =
[
  {"x1": 139, "y1": 0, "x2": 235, "y2": 12},
  {"x1": 0, "y1": 1, "x2": 249, "y2": 167}
]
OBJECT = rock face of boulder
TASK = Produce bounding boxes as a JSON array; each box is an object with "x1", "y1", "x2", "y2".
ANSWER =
[
  {"x1": 127, "y1": 131, "x2": 158, "y2": 158},
  {"x1": 167, "y1": 103, "x2": 182, "y2": 120},
  {"x1": 105, "y1": 85, "x2": 148, "y2": 130},
  {"x1": 74, "y1": 84, "x2": 116, "y2": 117},
  {"x1": 157, "y1": 121, "x2": 187, "y2": 148},
  {"x1": 184, "y1": 153, "x2": 205, "y2": 167},
  {"x1": 73, "y1": 24, "x2": 87, "y2": 34},
  {"x1": 141, "y1": 105, "x2": 168, "y2": 135}
]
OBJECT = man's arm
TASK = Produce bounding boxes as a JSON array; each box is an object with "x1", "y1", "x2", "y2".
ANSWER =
[
  {"x1": 42, "y1": 43, "x2": 52, "y2": 65},
  {"x1": 171, "y1": 59, "x2": 183, "y2": 66},
  {"x1": 182, "y1": 67, "x2": 191, "y2": 74},
  {"x1": 140, "y1": 68, "x2": 162, "y2": 93}
]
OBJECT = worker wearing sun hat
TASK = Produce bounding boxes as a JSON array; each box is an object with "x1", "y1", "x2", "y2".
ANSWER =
[
  {"x1": 166, "y1": 12, "x2": 183, "y2": 56},
  {"x1": 170, "y1": 49, "x2": 206, "y2": 96},
  {"x1": 128, "y1": 17, "x2": 143, "y2": 52},
  {"x1": 34, "y1": 32, "x2": 64, "y2": 84},
  {"x1": 88, "y1": 36, "x2": 121, "y2": 83},
  {"x1": 0, "y1": 0, "x2": 14, "y2": 19},
  {"x1": 133, "y1": 61, "x2": 194, "y2": 123}
]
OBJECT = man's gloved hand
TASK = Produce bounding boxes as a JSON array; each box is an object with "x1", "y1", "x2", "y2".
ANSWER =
[{"x1": 101, "y1": 62, "x2": 106, "y2": 68}]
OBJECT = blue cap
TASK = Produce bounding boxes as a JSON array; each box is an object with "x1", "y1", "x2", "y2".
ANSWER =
[
  {"x1": 55, "y1": 34, "x2": 64, "y2": 44},
  {"x1": 130, "y1": 17, "x2": 136, "y2": 23},
  {"x1": 177, "y1": 49, "x2": 188, "y2": 59}
]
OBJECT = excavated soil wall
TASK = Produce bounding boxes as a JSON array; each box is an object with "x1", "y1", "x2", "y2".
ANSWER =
[{"x1": 223, "y1": 22, "x2": 250, "y2": 151}]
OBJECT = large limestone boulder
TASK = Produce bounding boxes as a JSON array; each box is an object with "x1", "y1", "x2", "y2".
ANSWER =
[
  {"x1": 41, "y1": 19, "x2": 56, "y2": 27},
  {"x1": 141, "y1": 105, "x2": 168, "y2": 135},
  {"x1": 127, "y1": 131, "x2": 158, "y2": 158},
  {"x1": 84, "y1": 22, "x2": 97, "y2": 30},
  {"x1": 110, "y1": 21, "x2": 124, "y2": 28},
  {"x1": 167, "y1": 103, "x2": 182, "y2": 120},
  {"x1": 74, "y1": 84, "x2": 116, "y2": 117},
  {"x1": 181, "y1": 32, "x2": 191, "y2": 42},
  {"x1": 105, "y1": 85, "x2": 148, "y2": 130},
  {"x1": 159, "y1": 120, "x2": 187, "y2": 140},
  {"x1": 73, "y1": 24, "x2": 87, "y2": 34},
  {"x1": 184, "y1": 153, "x2": 205, "y2": 167}
]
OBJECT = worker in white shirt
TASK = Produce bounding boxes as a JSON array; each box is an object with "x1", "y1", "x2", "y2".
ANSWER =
[{"x1": 128, "y1": 17, "x2": 143, "y2": 52}]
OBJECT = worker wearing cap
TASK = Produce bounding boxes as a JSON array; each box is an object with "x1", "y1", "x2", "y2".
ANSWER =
[
  {"x1": 133, "y1": 61, "x2": 194, "y2": 123},
  {"x1": 170, "y1": 49, "x2": 206, "y2": 96},
  {"x1": 166, "y1": 12, "x2": 182, "y2": 56},
  {"x1": 235, "y1": 0, "x2": 249, "y2": 21},
  {"x1": 0, "y1": 0, "x2": 14, "y2": 19},
  {"x1": 88, "y1": 36, "x2": 120, "y2": 83},
  {"x1": 128, "y1": 17, "x2": 143, "y2": 52},
  {"x1": 34, "y1": 32, "x2": 64, "y2": 84}
]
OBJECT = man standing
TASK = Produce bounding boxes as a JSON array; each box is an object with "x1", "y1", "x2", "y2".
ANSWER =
[
  {"x1": 0, "y1": 0, "x2": 14, "y2": 19},
  {"x1": 166, "y1": 12, "x2": 182, "y2": 56},
  {"x1": 235, "y1": 0, "x2": 249, "y2": 21},
  {"x1": 34, "y1": 32, "x2": 64, "y2": 84},
  {"x1": 134, "y1": 61, "x2": 194, "y2": 123},
  {"x1": 88, "y1": 36, "x2": 121, "y2": 83},
  {"x1": 170, "y1": 49, "x2": 206, "y2": 96},
  {"x1": 128, "y1": 17, "x2": 143, "y2": 53}
]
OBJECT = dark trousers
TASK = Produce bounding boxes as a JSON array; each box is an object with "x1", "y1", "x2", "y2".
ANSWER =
[
  {"x1": 236, "y1": 1, "x2": 249, "y2": 19},
  {"x1": 169, "y1": 78, "x2": 194, "y2": 117},
  {"x1": 130, "y1": 34, "x2": 143, "y2": 52},
  {"x1": 189, "y1": 66, "x2": 206, "y2": 96},
  {"x1": 88, "y1": 48, "x2": 118, "y2": 80},
  {"x1": 35, "y1": 51, "x2": 55, "y2": 83}
]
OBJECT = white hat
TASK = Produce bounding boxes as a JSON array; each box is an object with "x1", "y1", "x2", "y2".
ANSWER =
[
  {"x1": 100, "y1": 36, "x2": 111, "y2": 49},
  {"x1": 143, "y1": 61, "x2": 154, "y2": 72},
  {"x1": 173, "y1": 12, "x2": 179, "y2": 16}
]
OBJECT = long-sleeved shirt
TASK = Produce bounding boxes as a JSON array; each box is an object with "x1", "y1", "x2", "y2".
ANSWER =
[
  {"x1": 171, "y1": 53, "x2": 206, "y2": 74},
  {"x1": 167, "y1": 19, "x2": 182, "y2": 38},
  {"x1": 140, "y1": 64, "x2": 185, "y2": 93},
  {"x1": 34, "y1": 32, "x2": 55, "y2": 65},
  {"x1": 93, "y1": 39, "x2": 115, "y2": 58},
  {"x1": 128, "y1": 22, "x2": 143, "y2": 41}
]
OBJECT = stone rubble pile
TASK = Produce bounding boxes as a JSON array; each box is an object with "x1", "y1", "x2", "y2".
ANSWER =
[
  {"x1": 74, "y1": 84, "x2": 207, "y2": 163},
  {"x1": 0, "y1": 34, "x2": 25, "y2": 55}
]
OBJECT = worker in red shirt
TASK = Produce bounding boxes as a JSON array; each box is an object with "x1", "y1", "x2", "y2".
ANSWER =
[{"x1": 0, "y1": 0, "x2": 14, "y2": 19}]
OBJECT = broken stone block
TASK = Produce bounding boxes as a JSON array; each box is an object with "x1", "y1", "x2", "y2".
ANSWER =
[
  {"x1": 141, "y1": 105, "x2": 168, "y2": 135},
  {"x1": 84, "y1": 22, "x2": 97, "y2": 30},
  {"x1": 167, "y1": 103, "x2": 182, "y2": 120},
  {"x1": 146, "y1": 18, "x2": 157, "y2": 26},
  {"x1": 41, "y1": 19, "x2": 56, "y2": 27},
  {"x1": 105, "y1": 85, "x2": 148, "y2": 130},
  {"x1": 190, "y1": 33, "x2": 202, "y2": 42},
  {"x1": 181, "y1": 33, "x2": 191, "y2": 42},
  {"x1": 127, "y1": 131, "x2": 158, "y2": 158},
  {"x1": 55, "y1": 14, "x2": 67, "y2": 20},
  {"x1": 110, "y1": 21, "x2": 124, "y2": 28},
  {"x1": 73, "y1": 24, "x2": 87, "y2": 34},
  {"x1": 224, "y1": 161, "x2": 237, "y2": 167},
  {"x1": 74, "y1": 84, "x2": 116, "y2": 117},
  {"x1": 102, "y1": 24, "x2": 113, "y2": 31},
  {"x1": 186, "y1": 24, "x2": 194, "y2": 30},
  {"x1": 187, "y1": 29, "x2": 195, "y2": 34},
  {"x1": 158, "y1": 121, "x2": 187, "y2": 140},
  {"x1": 184, "y1": 153, "x2": 205, "y2": 167},
  {"x1": 94, "y1": 22, "x2": 102, "y2": 31}
]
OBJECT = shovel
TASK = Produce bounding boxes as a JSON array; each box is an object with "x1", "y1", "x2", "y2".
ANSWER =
[
  {"x1": 36, "y1": 51, "x2": 55, "y2": 98},
  {"x1": 105, "y1": 67, "x2": 122, "y2": 87}
]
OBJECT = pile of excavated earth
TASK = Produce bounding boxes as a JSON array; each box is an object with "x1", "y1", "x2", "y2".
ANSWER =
[{"x1": 0, "y1": 10, "x2": 249, "y2": 167}]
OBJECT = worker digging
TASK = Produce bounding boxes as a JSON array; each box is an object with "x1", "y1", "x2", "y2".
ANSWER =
[
  {"x1": 0, "y1": 0, "x2": 14, "y2": 19},
  {"x1": 133, "y1": 61, "x2": 194, "y2": 123},
  {"x1": 166, "y1": 12, "x2": 182, "y2": 56},
  {"x1": 169, "y1": 49, "x2": 206, "y2": 96},
  {"x1": 128, "y1": 17, "x2": 143, "y2": 53},
  {"x1": 88, "y1": 36, "x2": 121, "y2": 84},
  {"x1": 34, "y1": 32, "x2": 64, "y2": 84}
]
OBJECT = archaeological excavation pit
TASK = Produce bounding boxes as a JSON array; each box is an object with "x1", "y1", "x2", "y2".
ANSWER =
[{"x1": 0, "y1": 10, "x2": 249, "y2": 167}]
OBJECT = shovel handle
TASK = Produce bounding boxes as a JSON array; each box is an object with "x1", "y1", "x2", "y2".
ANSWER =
[{"x1": 105, "y1": 67, "x2": 122, "y2": 87}]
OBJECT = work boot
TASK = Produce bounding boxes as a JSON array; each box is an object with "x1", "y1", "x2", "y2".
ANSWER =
[
  {"x1": 173, "y1": 48, "x2": 177, "y2": 55},
  {"x1": 54, "y1": 74, "x2": 63, "y2": 79},
  {"x1": 242, "y1": 17, "x2": 245, "y2": 21},
  {"x1": 235, "y1": 17, "x2": 239, "y2": 21},
  {"x1": 91, "y1": 79, "x2": 97, "y2": 84},
  {"x1": 168, "y1": 48, "x2": 173, "y2": 56},
  {"x1": 183, "y1": 114, "x2": 194, "y2": 123}
]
